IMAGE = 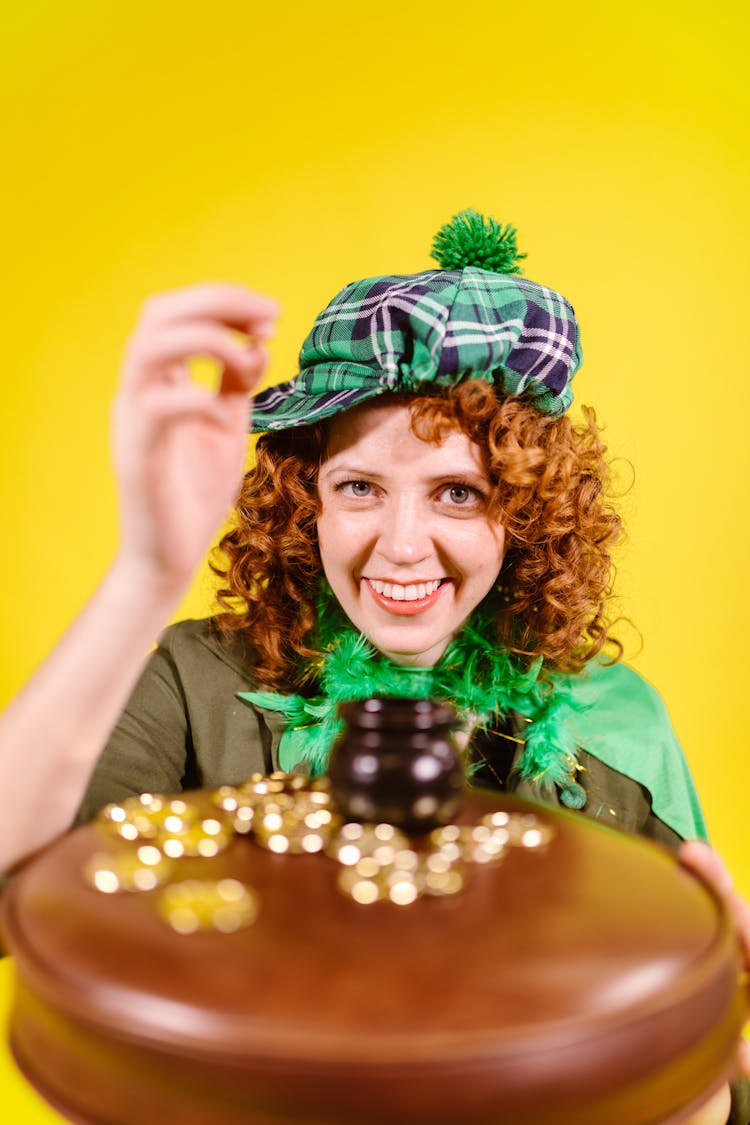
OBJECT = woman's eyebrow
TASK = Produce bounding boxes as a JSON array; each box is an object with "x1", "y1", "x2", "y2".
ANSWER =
[
  {"x1": 319, "y1": 463, "x2": 380, "y2": 479},
  {"x1": 427, "y1": 470, "x2": 489, "y2": 484}
]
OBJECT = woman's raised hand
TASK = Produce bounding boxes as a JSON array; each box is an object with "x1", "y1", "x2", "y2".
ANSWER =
[
  {"x1": 0, "y1": 284, "x2": 279, "y2": 872},
  {"x1": 113, "y1": 283, "x2": 279, "y2": 593}
]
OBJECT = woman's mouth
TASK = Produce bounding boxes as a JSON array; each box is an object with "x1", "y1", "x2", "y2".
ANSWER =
[{"x1": 364, "y1": 578, "x2": 449, "y2": 616}]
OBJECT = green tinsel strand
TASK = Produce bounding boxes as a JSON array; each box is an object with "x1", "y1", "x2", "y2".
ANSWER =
[
  {"x1": 430, "y1": 209, "x2": 527, "y2": 275},
  {"x1": 519, "y1": 689, "x2": 589, "y2": 809}
]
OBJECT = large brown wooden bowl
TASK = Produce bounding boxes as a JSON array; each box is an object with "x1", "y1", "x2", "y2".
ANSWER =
[{"x1": 1, "y1": 790, "x2": 745, "y2": 1125}]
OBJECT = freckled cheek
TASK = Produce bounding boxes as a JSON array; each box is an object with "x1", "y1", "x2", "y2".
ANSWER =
[
  {"x1": 317, "y1": 512, "x2": 377, "y2": 581},
  {"x1": 450, "y1": 526, "x2": 505, "y2": 563},
  {"x1": 461, "y1": 529, "x2": 506, "y2": 587}
]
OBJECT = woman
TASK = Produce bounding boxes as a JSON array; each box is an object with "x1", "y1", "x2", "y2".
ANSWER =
[
  {"x1": 0, "y1": 211, "x2": 747, "y2": 1122},
  {"x1": 75, "y1": 212, "x2": 703, "y2": 844}
]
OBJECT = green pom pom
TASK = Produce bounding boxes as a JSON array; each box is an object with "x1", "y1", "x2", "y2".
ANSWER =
[
  {"x1": 430, "y1": 209, "x2": 526, "y2": 275},
  {"x1": 560, "y1": 782, "x2": 588, "y2": 810}
]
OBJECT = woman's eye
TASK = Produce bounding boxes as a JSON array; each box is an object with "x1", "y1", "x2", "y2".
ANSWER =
[
  {"x1": 441, "y1": 484, "x2": 479, "y2": 506},
  {"x1": 342, "y1": 480, "x2": 372, "y2": 498}
]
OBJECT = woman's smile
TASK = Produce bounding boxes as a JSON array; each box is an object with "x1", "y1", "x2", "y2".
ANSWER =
[
  {"x1": 317, "y1": 401, "x2": 506, "y2": 667},
  {"x1": 364, "y1": 576, "x2": 450, "y2": 615}
]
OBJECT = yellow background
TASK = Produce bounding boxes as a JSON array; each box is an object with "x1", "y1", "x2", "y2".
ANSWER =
[{"x1": 1, "y1": 0, "x2": 748, "y2": 1117}]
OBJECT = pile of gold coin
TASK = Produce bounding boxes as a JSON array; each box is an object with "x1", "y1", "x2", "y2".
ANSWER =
[
  {"x1": 157, "y1": 879, "x2": 259, "y2": 934},
  {"x1": 478, "y1": 809, "x2": 555, "y2": 849},
  {"x1": 330, "y1": 809, "x2": 554, "y2": 907},
  {"x1": 100, "y1": 793, "x2": 197, "y2": 839},
  {"x1": 99, "y1": 793, "x2": 232, "y2": 859},
  {"x1": 88, "y1": 772, "x2": 337, "y2": 932},
  {"x1": 335, "y1": 844, "x2": 466, "y2": 906},
  {"x1": 326, "y1": 821, "x2": 409, "y2": 866},
  {"x1": 211, "y1": 774, "x2": 333, "y2": 846},
  {"x1": 430, "y1": 823, "x2": 506, "y2": 865},
  {"x1": 89, "y1": 771, "x2": 555, "y2": 926},
  {"x1": 84, "y1": 845, "x2": 173, "y2": 893},
  {"x1": 253, "y1": 785, "x2": 338, "y2": 855}
]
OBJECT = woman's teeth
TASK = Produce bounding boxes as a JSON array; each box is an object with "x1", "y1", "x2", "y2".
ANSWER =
[{"x1": 368, "y1": 579, "x2": 442, "y2": 601}]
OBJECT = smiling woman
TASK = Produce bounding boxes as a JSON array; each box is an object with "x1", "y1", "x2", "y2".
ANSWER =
[
  {"x1": 302, "y1": 400, "x2": 506, "y2": 665},
  {"x1": 67, "y1": 212, "x2": 703, "y2": 835}
]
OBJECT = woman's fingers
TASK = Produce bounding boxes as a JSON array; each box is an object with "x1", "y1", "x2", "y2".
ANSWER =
[
  {"x1": 123, "y1": 322, "x2": 269, "y2": 393},
  {"x1": 219, "y1": 343, "x2": 269, "y2": 395},
  {"x1": 680, "y1": 841, "x2": 750, "y2": 1077},
  {"x1": 680, "y1": 840, "x2": 734, "y2": 893},
  {"x1": 122, "y1": 284, "x2": 279, "y2": 400},
  {"x1": 138, "y1": 283, "x2": 280, "y2": 335},
  {"x1": 681, "y1": 1082, "x2": 731, "y2": 1125},
  {"x1": 680, "y1": 841, "x2": 750, "y2": 960},
  {"x1": 119, "y1": 382, "x2": 250, "y2": 432}
]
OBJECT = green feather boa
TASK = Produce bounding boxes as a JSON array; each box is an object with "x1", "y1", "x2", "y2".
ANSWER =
[{"x1": 239, "y1": 586, "x2": 589, "y2": 808}]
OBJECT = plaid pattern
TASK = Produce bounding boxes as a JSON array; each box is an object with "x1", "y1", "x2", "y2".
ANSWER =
[{"x1": 250, "y1": 267, "x2": 582, "y2": 432}]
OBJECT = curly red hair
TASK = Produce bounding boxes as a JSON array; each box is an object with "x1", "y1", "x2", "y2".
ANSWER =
[{"x1": 212, "y1": 381, "x2": 622, "y2": 689}]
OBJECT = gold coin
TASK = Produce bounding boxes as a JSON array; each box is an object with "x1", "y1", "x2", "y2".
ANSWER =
[
  {"x1": 158, "y1": 820, "x2": 231, "y2": 858},
  {"x1": 430, "y1": 824, "x2": 461, "y2": 846},
  {"x1": 337, "y1": 867, "x2": 383, "y2": 904},
  {"x1": 392, "y1": 849, "x2": 419, "y2": 872},
  {"x1": 518, "y1": 822, "x2": 554, "y2": 848},
  {"x1": 468, "y1": 838, "x2": 505, "y2": 864},
  {"x1": 212, "y1": 786, "x2": 243, "y2": 812},
  {"x1": 424, "y1": 852, "x2": 455, "y2": 874},
  {"x1": 241, "y1": 770, "x2": 315, "y2": 798},
  {"x1": 433, "y1": 840, "x2": 462, "y2": 864},
  {"x1": 306, "y1": 788, "x2": 332, "y2": 807},
  {"x1": 232, "y1": 804, "x2": 256, "y2": 834},
  {"x1": 388, "y1": 878, "x2": 419, "y2": 906},
  {"x1": 421, "y1": 867, "x2": 464, "y2": 896},
  {"x1": 355, "y1": 857, "x2": 380, "y2": 879},
  {"x1": 480, "y1": 810, "x2": 511, "y2": 830}
]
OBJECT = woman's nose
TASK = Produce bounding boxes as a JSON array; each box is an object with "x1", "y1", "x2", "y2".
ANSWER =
[{"x1": 377, "y1": 496, "x2": 432, "y2": 565}]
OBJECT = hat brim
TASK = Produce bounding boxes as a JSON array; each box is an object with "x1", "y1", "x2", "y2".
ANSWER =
[{"x1": 249, "y1": 382, "x2": 391, "y2": 433}]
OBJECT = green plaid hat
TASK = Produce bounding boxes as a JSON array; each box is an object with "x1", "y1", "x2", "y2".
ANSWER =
[{"x1": 250, "y1": 211, "x2": 582, "y2": 432}]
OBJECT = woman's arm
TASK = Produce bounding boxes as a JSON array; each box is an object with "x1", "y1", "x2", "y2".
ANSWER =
[{"x1": 0, "y1": 283, "x2": 278, "y2": 874}]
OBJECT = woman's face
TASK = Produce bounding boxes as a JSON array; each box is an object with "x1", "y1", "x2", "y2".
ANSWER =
[{"x1": 316, "y1": 400, "x2": 506, "y2": 667}]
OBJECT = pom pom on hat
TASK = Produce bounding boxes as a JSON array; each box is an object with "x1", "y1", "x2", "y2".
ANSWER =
[{"x1": 430, "y1": 208, "x2": 527, "y2": 275}]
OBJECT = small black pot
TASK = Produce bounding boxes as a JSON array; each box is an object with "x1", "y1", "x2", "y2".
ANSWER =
[{"x1": 327, "y1": 697, "x2": 465, "y2": 833}]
